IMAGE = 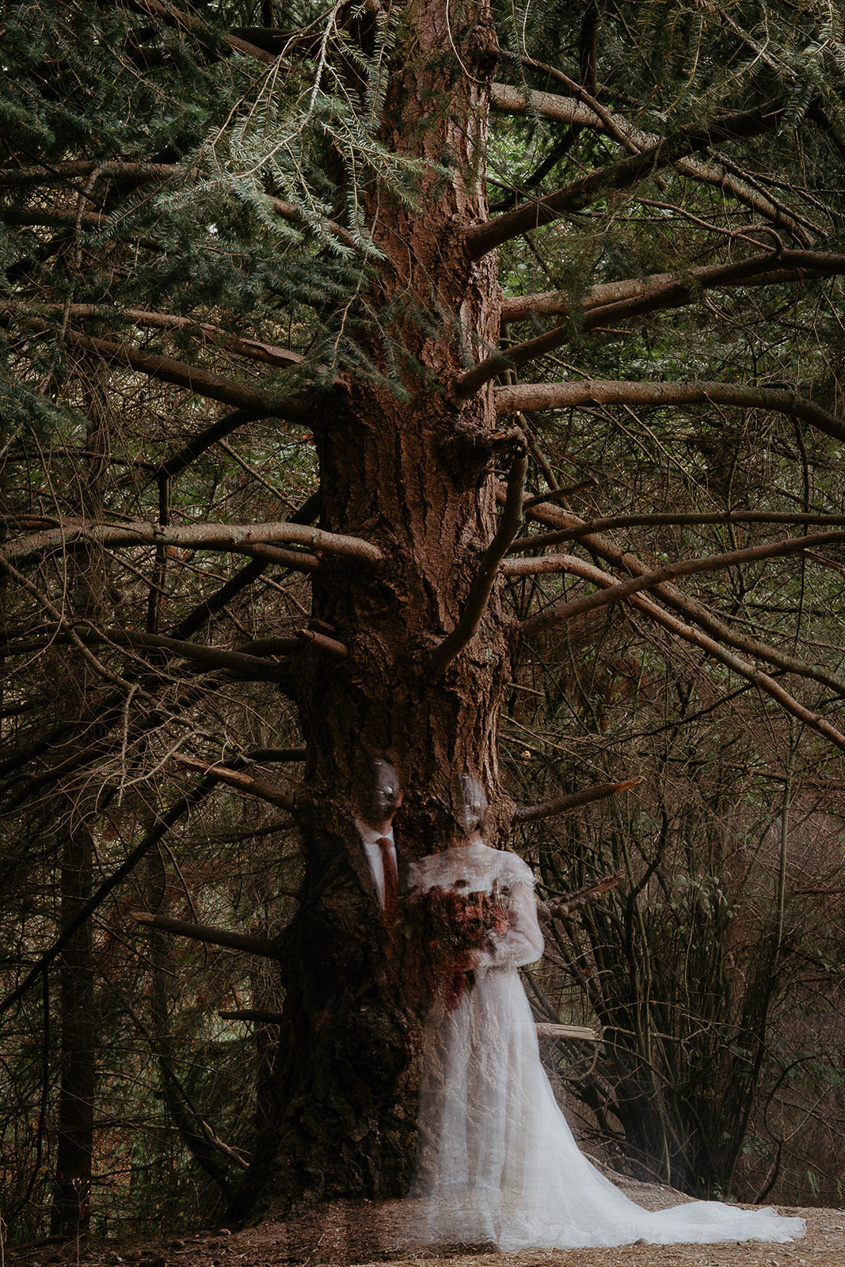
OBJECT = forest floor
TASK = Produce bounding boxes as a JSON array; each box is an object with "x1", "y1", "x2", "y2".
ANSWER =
[{"x1": 7, "y1": 1183, "x2": 845, "y2": 1267}]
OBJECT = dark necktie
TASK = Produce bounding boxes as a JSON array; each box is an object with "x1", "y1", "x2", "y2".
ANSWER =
[{"x1": 377, "y1": 836, "x2": 398, "y2": 923}]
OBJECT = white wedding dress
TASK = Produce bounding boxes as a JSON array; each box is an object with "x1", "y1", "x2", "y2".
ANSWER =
[{"x1": 402, "y1": 838, "x2": 805, "y2": 1251}]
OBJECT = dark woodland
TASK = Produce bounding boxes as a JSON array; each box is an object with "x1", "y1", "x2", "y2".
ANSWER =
[{"x1": 2, "y1": 0, "x2": 845, "y2": 1244}]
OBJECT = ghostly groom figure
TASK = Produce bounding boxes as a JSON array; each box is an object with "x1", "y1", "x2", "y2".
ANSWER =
[
  {"x1": 245, "y1": 758, "x2": 417, "y2": 1210},
  {"x1": 353, "y1": 757, "x2": 409, "y2": 926},
  {"x1": 288, "y1": 756, "x2": 414, "y2": 1110}
]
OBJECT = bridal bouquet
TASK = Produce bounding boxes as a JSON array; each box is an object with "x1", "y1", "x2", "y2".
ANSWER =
[{"x1": 416, "y1": 885, "x2": 510, "y2": 1011}]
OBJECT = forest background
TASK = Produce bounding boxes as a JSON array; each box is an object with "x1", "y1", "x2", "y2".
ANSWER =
[{"x1": 2, "y1": 0, "x2": 845, "y2": 1249}]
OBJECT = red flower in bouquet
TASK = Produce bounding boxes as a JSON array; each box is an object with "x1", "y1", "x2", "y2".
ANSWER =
[{"x1": 418, "y1": 885, "x2": 510, "y2": 1011}]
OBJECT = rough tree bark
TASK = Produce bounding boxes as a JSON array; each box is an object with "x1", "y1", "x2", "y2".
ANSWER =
[
  {"x1": 50, "y1": 373, "x2": 112, "y2": 1237},
  {"x1": 240, "y1": 0, "x2": 512, "y2": 1214},
  {"x1": 51, "y1": 820, "x2": 95, "y2": 1237}
]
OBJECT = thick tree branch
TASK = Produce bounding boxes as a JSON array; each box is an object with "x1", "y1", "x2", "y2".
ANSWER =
[
  {"x1": 494, "y1": 381, "x2": 845, "y2": 447},
  {"x1": 508, "y1": 511, "x2": 845, "y2": 554},
  {"x1": 86, "y1": 628, "x2": 299, "y2": 677},
  {"x1": 167, "y1": 492, "x2": 320, "y2": 641},
  {"x1": 7, "y1": 310, "x2": 310, "y2": 419},
  {"x1": 513, "y1": 547, "x2": 845, "y2": 749},
  {"x1": 4, "y1": 517, "x2": 381, "y2": 567},
  {"x1": 502, "y1": 486, "x2": 845, "y2": 698},
  {"x1": 464, "y1": 285, "x2": 845, "y2": 393},
  {"x1": 5, "y1": 302, "x2": 306, "y2": 369},
  {"x1": 0, "y1": 161, "x2": 183, "y2": 187},
  {"x1": 130, "y1": 912, "x2": 277, "y2": 958},
  {"x1": 519, "y1": 530, "x2": 845, "y2": 639},
  {"x1": 427, "y1": 443, "x2": 528, "y2": 678},
  {"x1": 295, "y1": 628, "x2": 349, "y2": 659},
  {"x1": 466, "y1": 98, "x2": 786, "y2": 260},
  {"x1": 135, "y1": 0, "x2": 277, "y2": 63},
  {"x1": 60, "y1": 328, "x2": 310, "y2": 418},
  {"x1": 241, "y1": 746, "x2": 306, "y2": 762},
  {"x1": 489, "y1": 81, "x2": 816, "y2": 245},
  {"x1": 513, "y1": 777, "x2": 644, "y2": 824},
  {"x1": 171, "y1": 753, "x2": 296, "y2": 811},
  {"x1": 534, "y1": 1023, "x2": 599, "y2": 1041},
  {"x1": 219, "y1": 1009, "x2": 286, "y2": 1023},
  {"x1": 490, "y1": 82, "x2": 602, "y2": 130},
  {"x1": 1, "y1": 208, "x2": 127, "y2": 232},
  {"x1": 231, "y1": 543, "x2": 320, "y2": 571},
  {"x1": 0, "y1": 626, "x2": 298, "y2": 679},
  {"x1": 500, "y1": 251, "x2": 845, "y2": 327},
  {"x1": 537, "y1": 871, "x2": 624, "y2": 920}
]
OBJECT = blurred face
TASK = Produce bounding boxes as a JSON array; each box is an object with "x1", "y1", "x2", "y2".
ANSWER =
[
  {"x1": 453, "y1": 773, "x2": 487, "y2": 838},
  {"x1": 361, "y1": 758, "x2": 402, "y2": 825}
]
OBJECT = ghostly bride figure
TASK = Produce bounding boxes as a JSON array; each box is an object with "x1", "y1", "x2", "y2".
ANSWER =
[{"x1": 402, "y1": 775, "x2": 804, "y2": 1252}]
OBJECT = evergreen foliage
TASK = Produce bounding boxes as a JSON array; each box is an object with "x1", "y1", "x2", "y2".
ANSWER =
[{"x1": 1, "y1": 0, "x2": 845, "y2": 1241}]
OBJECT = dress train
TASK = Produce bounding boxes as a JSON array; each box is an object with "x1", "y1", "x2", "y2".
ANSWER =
[{"x1": 401, "y1": 839, "x2": 805, "y2": 1251}]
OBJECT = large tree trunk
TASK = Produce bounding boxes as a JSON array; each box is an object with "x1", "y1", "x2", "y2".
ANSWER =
[
  {"x1": 51, "y1": 821, "x2": 95, "y2": 1238},
  {"x1": 240, "y1": 0, "x2": 508, "y2": 1214},
  {"x1": 303, "y1": 0, "x2": 505, "y2": 817},
  {"x1": 50, "y1": 370, "x2": 112, "y2": 1238}
]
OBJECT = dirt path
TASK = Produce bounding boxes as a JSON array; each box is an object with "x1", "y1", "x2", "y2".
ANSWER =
[{"x1": 7, "y1": 1192, "x2": 843, "y2": 1267}]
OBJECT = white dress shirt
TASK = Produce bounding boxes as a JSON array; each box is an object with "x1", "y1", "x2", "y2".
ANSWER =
[{"x1": 354, "y1": 819, "x2": 397, "y2": 909}]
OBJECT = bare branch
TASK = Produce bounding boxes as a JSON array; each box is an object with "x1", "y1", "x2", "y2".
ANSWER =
[
  {"x1": 5, "y1": 302, "x2": 306, "y2": 369},
  {"x1": 512, "y1": 544, "x2": 845, "y2": 749},
  {"x1": 504, "y1": 487, "x2": 845, "y2": 700},
  {"x1": 490, "y1": 82, "x2": 603, "y2": 128},
  {"x1": 60, "y1": 328, "x2": 311, "y2": 418},
  {"x1": 466, "y1": 98, "x2": 786, "y2": 260},
  {"x1": 237, "y1": 640, "x2": 304, "y2": 658},
  {"x1": 171, "y1": 753, "x2": 296, "y2": 811},
  {"x1": 534, "y1": 1023, "x2": 599, "y2": 1041},
  {"x1": 167, "y1": 491, "x2": 320, "y2": 641},
  {"x1": 295, "y1": 628, "x2": 349, "y2": 659},
  {"x1": 156, "y1": 410, "x2": 275, "y2": 483},
  {"x1": 537, "y1": 871, "x2": 625, "y2": 920},
  {"x1": 490, "y1": 79, "x2": 817, "y2": 245},
  {"x1": 0, "y1": 783, "x2": 214, "y2": 1016},
  {"x1": 1, "y1": 207, "x2": 129, "y2": 232},
  {"x1": 7, "y1": 310, "x2": 311, "y2": 419},
  {"x1": 500, "y1": 251, "x2": 845, "y2": 327},
  {"x1": 520, "y1": 530, "x2": 845, "y2": 639},
  {"x1": 235, "y1": 543, "x2": 320, "y2": 571},
  {"x1": 427, "y1": 442, "x2": 528, "y2": 678},
  {"x1": 508, "y1": 511, "x2": 845, "y2": 554},
  {"x1": 0, "y1": 626, "x2": 298, "y2": 679},
  {"x1": 4, "y1": 517, "x2": 382, "y2": 567},
  {"x1": 633, "y1": 591, "x2": 845, "y2": 753},
  {"x1": 513, "y1": 776, "x2": 644, "y2": 824},
  {"x1": 130, "y1": 912, "x2": 277, "y2": 958},
  {"x1": 219, "y1": 1009, "x2": 286, "y2": 1023},
  {"x1": 242, "y1": 746, "x2": 306, "y2": 762},
  {"x1": 495, "y1": 380, "x2": 845, "y2": 447},
  {"x1": 135, "y1": 0, "x2": 276, "y2": 62},
  {"x1": 89, "y1": 628, "x2": 297, "y2": 677},
  {"x1": 0, "y1": 552, "x2": 138, "y2": 692},
  {"x1": 0, "y1": 161, "x2": 183, "y2": 187}
]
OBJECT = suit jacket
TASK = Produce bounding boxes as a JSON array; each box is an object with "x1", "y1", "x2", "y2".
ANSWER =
[
  {"x1": 282, "y1": 827, "x2": 411, "y2": 1015},
  {"x1": 347, "y1": 827, "x2": 411, "y2": 909},
  {"x1": 277, "y1": 826, "x2": 414, "y2": 1090}
]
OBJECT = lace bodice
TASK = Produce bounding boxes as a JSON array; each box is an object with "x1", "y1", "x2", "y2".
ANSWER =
[{"x1": 410, "y1": 838, "x2": 544, "y2": 970}]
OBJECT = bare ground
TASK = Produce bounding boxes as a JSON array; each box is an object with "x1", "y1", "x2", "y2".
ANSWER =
[{"x1": 7, "y1": 1185, "x2": 843, "y2": 1267}]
